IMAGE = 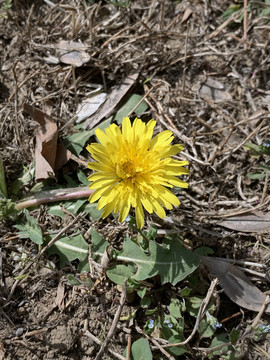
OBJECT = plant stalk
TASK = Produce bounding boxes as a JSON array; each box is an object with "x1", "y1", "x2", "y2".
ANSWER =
[{"x1": 14, "y1": 186, "x2": 94, "y2": 210}]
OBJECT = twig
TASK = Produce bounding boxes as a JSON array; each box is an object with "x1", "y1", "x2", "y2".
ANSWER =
[
  {"x1": 125, "y1": 334, "x2": 132, "y2": 360},
  {"x1": 243, "y1": 0, "x2": 248, "y2": 50},
  {"x1": 161, "y1": 278, "x2": 218, "y2": 348},
  {"x1": 136, "y1": 324, "x2": 176, "y2": 360},
  {"x1": 84, "y1": 330, "x2": 126, "y2": 360},
  {"x1": 251, "y1": 295, "x2": 270, "y2": 328},
  {"x1": 260, "y1": 173, "x2": 269, "y2": 205},
  {"x1": 95, "y1": 280, "x2": 127, "y2": 360}
]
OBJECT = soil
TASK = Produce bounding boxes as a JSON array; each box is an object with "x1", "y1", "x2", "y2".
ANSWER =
[{"x1": 0, "y1": 0, "x2": 270, "y2": 359}]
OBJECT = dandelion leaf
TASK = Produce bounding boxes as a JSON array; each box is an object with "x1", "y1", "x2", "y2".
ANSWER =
[
  {"x1": 116, "y1": 237, "x2": 200, "y2": 285},
  {"x1": 14, "y1": 211, "x2": 43, "y2": 245},
  {"x1": 48, "y1": 234, "x2": 88, "y2": 268}
]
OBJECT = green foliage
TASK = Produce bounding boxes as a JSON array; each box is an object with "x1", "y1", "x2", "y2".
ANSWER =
[
  {"x1": 14, "y1": 210, "x2": 43, "y2": 244},
  {"x1": 63, "y1": 117, "x2": 112, "y2": 156},
  {"x1": 62, "y1": 131, "x2": 92, "y2": 156},
  {"x1": 124, "y1": 338, "x2": 152, "y2": 360},
  {"x1": 244, "y1": 141, "x2": 270, "y2": 180},
  {"x1": 0, "y1": 198, "x2": 18, "y2": 220},
  {"x1": 113, "y1": 94, "x2": 148, "y2": 125},
  {"x1": 209, "y1": 333, "x2": 241, "y2": 359},
  {"x1": 222, "y1": 0, "x2": 270, "y2": 22},
  {"x1": 10, "y1": 162, "x2": 35, "y2": 196},
  {"x1": 47, "y1": 233, "x2": 88, "y2": 268},
  {"x1": 0, "y1": 0, "x2": 12, "y2": 18},
  {"x1": 66, "y1": 273, "x2": 93, "y2": 287},
  {"x1": 108, "y1": 235, "x2": 200, "y2": 285}
]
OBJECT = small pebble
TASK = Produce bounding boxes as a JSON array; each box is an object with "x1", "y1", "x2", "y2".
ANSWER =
[{"x1": 16, "y1": 327, "x2": 24, "y2": 336}]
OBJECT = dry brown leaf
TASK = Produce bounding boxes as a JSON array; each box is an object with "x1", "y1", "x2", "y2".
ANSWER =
[
  {"x1": 219, "y1": 211, "x2": 270, "y2": 233},
  {"x1": 24, "y1": 103, "x2": 71, "y2": 180},
  {"x1": 197, "y1": 77, "x2": 232, "y2": 102},
  {"x1": 83, "y1": 72, "x2": 139, "y2": 130},
  {"x1": 54, "y1": 282, "x2": 65, "y2": 310},
  {"x1": 181, "y1": 7, "x2": 193, "y2": 23},
  {"x1": 201, "y1": 256, "x2": 270, "y2": 314}
]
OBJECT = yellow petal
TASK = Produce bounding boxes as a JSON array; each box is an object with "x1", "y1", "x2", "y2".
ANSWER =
[{"x1": 135, "y1": 201, "x2": 144, "y2": 229}]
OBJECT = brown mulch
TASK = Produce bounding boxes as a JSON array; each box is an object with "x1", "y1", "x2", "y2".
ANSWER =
[{"x1": 0, "y1": 0, "x2": 269, "y2": 359}]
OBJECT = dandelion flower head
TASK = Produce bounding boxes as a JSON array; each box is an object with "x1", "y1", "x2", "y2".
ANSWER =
[{"x1": 86, "y1": 117, "x2": 189, "y2": 228}]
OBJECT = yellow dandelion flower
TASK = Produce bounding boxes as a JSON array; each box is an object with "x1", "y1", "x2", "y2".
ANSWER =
[{"x1": 86, "y1": 117, "x2": 189, "y2": 229}]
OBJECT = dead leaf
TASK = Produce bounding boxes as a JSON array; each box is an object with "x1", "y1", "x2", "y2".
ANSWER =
[
  {"x1": 54, "y1": 281, "x2": 65, "y2": 310},
  {"x1": 218, "y1": 211, "x2": 270, "y2": 233},
  {"x1": 24, "y1": 103, "x2": 71, "y2": 180},
  {"x1": 58, "y1": 40, "x2": 89, "y2": 52},
  {"x1": 58, "y1": 40, "x2": 90, "y2": 67},
  {"x1": 83, "y1": 72, "x2": 139, "y2": 130},
  {"x1": 181, "y1": 7, "x2": 193, "y2": 23},
  {"x1": 60, "y1": 51, "x2": 90, "y2": 67},
  {"x1": 201, "y1": 256, "x2": 270, "y2": 314},
  {"x1": 75, "y1": 92, "x2": 107, "y2": 123},
  {"x1": 197, "y1": 77, "x2": 232, "y2": 102}
]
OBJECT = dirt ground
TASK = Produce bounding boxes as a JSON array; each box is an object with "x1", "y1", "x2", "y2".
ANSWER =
[{"x1": 0, "y1": 0, "x2": 270, "y2": 359}]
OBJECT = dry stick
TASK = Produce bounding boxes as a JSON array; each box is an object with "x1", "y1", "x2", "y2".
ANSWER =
[
  {"x1": 127, "y1": 82, "x2": 161, "y2": 118},
  {"x1": 243, "y1": 0, "x2": 248, "y2": 50},
  {"x1": 94, "y1": 280, "x2": 127, "y2": 360},
  {"x1": 72, "y1": 66, "x2": 79, "y2": 108},
  {"x1": 8, "y1": 69, "x2": 40, "y2": 102},
  {"x1": 160, "y1": 0, "x2": 164, "y2": 31},
  {"x1": 260, "y1": 173, "x2": 269, "y2": 205},
  {"x1": 136, "y1": 324, "x2": 176, "y2": 360},
  {"x1": 125, "y1": 334, "x2": 132, "y2": 360},
  {"x1": 216, "y1": 118, "x2": 266, "y2": 167},
  {"x1": 84, "y1": 330, "x2": 126, "y2": 360},
  {"x1": 251, "y1": 295, "x2": 270, "y2": 328},
  {"x1": 6, "y1": 213, "x2": 83, "y2": 303},
  {"x1": 182, "y1": 25, "x2": 189, "y2": 95},
  {"x1": 161, "y1": 278, "x2": 219, "y2": 349}
]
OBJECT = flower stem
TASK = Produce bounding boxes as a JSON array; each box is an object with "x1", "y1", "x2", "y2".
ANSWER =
[{"x1": 15, "y1": 186, "x2": 94, "y2": 210}]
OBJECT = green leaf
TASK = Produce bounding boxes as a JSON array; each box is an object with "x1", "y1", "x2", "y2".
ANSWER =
[
  {"x1": 209, "y1": 333, "x2": 237, "y2": 359},
  {"x1": 14, "y1": 211, "x2": 43, "y2": 244},
  {"x1": 179, "y1": 286, "x2": 192, "y2": 297},
  {"x1": 47, "y1": 199, "x2": 87, "y2": 218},
  {"x1": 81, "y1": 202, "x2": 102, "y2": 221},
  {"x1": 247, "y1": 172, "x2": 266, "y2": 180},
  {"x1": 113, "y1": 94, "x2": 148, "y2": 125},
  {"x1": 198, "y1": 319, "x2": 216, "y2": 338},
  {"x1": 10, "y1": 162, "x2": 35, "y2": 196},
  {"x1": 63, "y1": 131, "x2": 92, "y2": 156},
  {"x1": 63, "y1": 117, "x2": 112, "y2": 156},
  {"x1": 91, "y1": 227, "x2": 108, "y2": 262},
  {"x1": 125, "y1": 338, "x2": 152, "y2": 360},
  {"x1": 77, "y1": 168, "x2": 89, "y2": 186},
  {"x1": 116, "y1": 237, "x2": 200, "y2": 285},
  {"x1": 140, "y1": 295, "x2": 151, "y2": 308},
  {"x1": 166, "y1": 335, "x2": 187, "y2": 356},
  {"x1": 107, "y1": 264, "x2": 134, "y2": 285},
  {"x1": 48, "y1": 233, "x2": 88, "y2": 268},
  {"x1": 229, "y1": 328, "x2": 240, "y2": 345},
  {"x1": 169, "y1": 298, "x2": 182, "y2": 318}
]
